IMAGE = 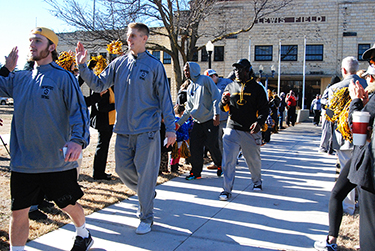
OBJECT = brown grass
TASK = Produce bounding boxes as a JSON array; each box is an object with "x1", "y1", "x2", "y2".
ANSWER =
[{"x1": 0, "y1": 106, "x2": 360, "y2": 250}]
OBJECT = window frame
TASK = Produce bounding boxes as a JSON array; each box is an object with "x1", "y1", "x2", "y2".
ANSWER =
[
  {"x1": 281, "y1": 45, "x2": 298, "y2": 61},
  {"x1": 358, "y1": 44, "x2": 371, "y2": 61},
  {"x1": 214, "y1": 46, "x2": 224, "y2": 62},
  {"x1": 255, "y1": 45, "x2": 273, "y2": 61},
  {"x1": 152, "y1": 51, "x2": 161, "y2": 61},
  {"x1": 306, "y1": 44, "x2": 324, "y2": 61},
  {"x1": 163, "y1": 52, "x2": 171, "y2": 64}
]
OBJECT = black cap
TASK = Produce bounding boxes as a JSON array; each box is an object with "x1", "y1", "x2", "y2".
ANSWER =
[
  {"x1": 362, "y1": 43, "x2": 375, "y2": 61},
  {"x1": 232, "y1": 59, "x2": 252, "y2": 71},
  {"x1": 330, "y1": 75, "x2": 341, "y2": 85}
]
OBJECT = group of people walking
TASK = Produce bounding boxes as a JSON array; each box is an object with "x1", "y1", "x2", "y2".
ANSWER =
[{"x1": 2, "y1": 21, "x2": 374, "y2": 251}]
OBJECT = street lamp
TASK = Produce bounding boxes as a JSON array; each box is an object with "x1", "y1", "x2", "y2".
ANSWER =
[
  {"x1": 206, "y1": 41, "x2": 214, "y2": 69},
  {"x1": 259, "y1": 65, "x2": 276, "y2": 90}
]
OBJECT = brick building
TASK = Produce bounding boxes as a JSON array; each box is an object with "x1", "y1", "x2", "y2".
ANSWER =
[{"x1": 58, "y1": 0, "x2": 375, "y2": 108}]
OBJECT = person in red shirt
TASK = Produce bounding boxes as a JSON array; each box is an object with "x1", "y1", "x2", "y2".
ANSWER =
[{"x1": 286, "y1": 90, "x2": 297, "y2": 126}]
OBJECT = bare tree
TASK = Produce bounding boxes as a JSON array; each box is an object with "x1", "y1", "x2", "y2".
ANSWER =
[{"x1": 46, "y1": 0, "x2": 292, "y2": 85}]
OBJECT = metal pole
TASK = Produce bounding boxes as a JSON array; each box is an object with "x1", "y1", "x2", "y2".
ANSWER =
[
  {"x1": 93, "y1": 0, "x2": 96, "y2": 28},
  {"x1": 278, "y1": 39, "x2": 281, "y2": 95},
  {"x1": 248, "y1": 38, "x2": 251, "y2": 61},
  {"x1": 302, "y1": 36, "x2": 306, "y2": 109},
  {"x1": 208, "y1": 51, "x2": 212, "y2": 69},
  {"x1": 265, "y1": 76, "x2": 268, "y2": 90}
]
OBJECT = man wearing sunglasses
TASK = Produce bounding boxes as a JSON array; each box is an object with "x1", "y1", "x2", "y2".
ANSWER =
[{"x1": 218, "y1": 59, "x2": 269, "y2": 201}]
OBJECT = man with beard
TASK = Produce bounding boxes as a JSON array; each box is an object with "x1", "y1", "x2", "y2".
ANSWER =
[
  {"x1": 218, "y1": 59, "x2": 268, "y2": 201},
  {"x1": 0, "y1": 27, "x2": 91, "y2": 251}
]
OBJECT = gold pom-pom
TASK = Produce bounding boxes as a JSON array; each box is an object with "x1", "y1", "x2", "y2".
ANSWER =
[
  {"x1": 91, "y1": 55, "x2": 108, "y2": 76},
  {"x1": 56, "y1": 51, "x2": 76, "y2": 73},
  {"x1": 107, "y1": 40, "x2": 123, "y2": 55},
  {"x1": 326, "y1": 87, "x2": 352, "y2": 142}
]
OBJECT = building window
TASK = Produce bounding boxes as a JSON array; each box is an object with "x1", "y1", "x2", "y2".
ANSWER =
[
  {"x1": 358, "y1": 44, "x2": 371, "y2": 61},
  {"x1": 255, "y1": 45, "x2": 273, "y2": 61},
  {"x1": 306, "y1": 45, "x2": 323, "y2": 61},
  {"x1": 201, "y1": 47, "x2": 208, "y2": 62},
  {"x1": 214, "y1": 46, "x2": 224, "y2": 61},
  {"x1": 152, "y1": 51, "x2": 161, "y2": 61},
  {"x1": 281, "y1": 45, "x2": 298, "y2": 61},
  {"x1": 163, "y1": 52, "x2": 171, "y2": 64},
  {"x1": 192, "y1": 47, "x2": 198, "y2": 62}
]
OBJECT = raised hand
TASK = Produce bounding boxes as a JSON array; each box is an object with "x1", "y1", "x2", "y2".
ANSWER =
[
  {"x1": 5, "y1": 47, "x2": 19, "y2": 72},
  {"x1": 75, "y1": 42, "x2": 88, "y2": 65}
]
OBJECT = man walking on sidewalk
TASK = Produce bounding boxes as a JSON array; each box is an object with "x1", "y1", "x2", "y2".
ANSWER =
[
  {"x1": 176, "y1": 62, "x2": 222, "y2": 180},
  {"x1": 218, "y1": 59, "x2": 269, "y2": 201},
  {"x1": 76, "y1": 23, "x2": 176, "y2": 235},
  {"x1": 0, "y1": 27, "x2": 91, "y2": 251}
]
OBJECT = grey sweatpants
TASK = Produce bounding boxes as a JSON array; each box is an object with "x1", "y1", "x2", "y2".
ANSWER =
[
  {"x1": 222, "y1": 128, "x2": 262, "y2": 194},
  {"x1": 115, "y1": 131, "x2": 160, "y2": 224}
]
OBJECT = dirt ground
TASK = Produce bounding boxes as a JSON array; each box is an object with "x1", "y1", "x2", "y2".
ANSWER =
[{"x1": 0, "y1": 106, "x2": 359, "y2": 250}]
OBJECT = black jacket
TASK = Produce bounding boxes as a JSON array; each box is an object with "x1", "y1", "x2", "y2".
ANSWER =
[
  {"x1": 220, "y1": 78, "x2": 268, "y2": 131},
  {"x1": 86, "y1": 87, "x2": 115, "y2": 131},
  {"x1": 348, "y1": 97, "x2": 375, "y2": 193}
]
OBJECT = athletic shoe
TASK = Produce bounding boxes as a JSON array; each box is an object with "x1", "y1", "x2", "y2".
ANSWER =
[
  {"x1": 252, "y1": 184, "x2": 262, "y2": 191},
  {"x1": 219, "y1": 191, "x2": 231, "y2": 201},
  {"x1": 217, "y1": 167, "x2": 223, "y2": 177},
  {"x1": 318, "y1": 148, "x2": 328, "y2": 153},
  {"x1": 207, "y1": 164, "x2": 219, "y2": 170},
  {"x1": 93, "y1": 174, "x2": 112, "y2": 180},
  {"x1": 185, "y1": 174, "x2": 201, "y2": 180},
  {"x1": 71, "y1": 232, "x2": 94, "y2": 251},
  {"x1": 28, "y1": 209, "x2": 47, "y2": 220},
  {"x1": 39, "y1": 199, "x2": 55, "y2": 210},
  {"x1": 136, "y1": 222, "x2": 152, "y2": 235},
  {"x1": 313, "y1": 239, "x2": 338, "y2": 251}
]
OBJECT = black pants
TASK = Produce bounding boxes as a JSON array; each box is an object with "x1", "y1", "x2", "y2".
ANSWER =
[
  {"x1": 313, "y1": 110, "x2": 321, "y2": 125},
  {"x1": 93, "y1": 127, "x2": 113, "y2": 178},
  {"x1": 359, "y1": 187, "x2": 375, "y2": 251},
  {"x1": 286, "y1": 106, "x2": 296, "y2": 126},
  {"x1": 189, "y1": 119, "x2": 222, "y2": 176},
  {"x1": 328, "y1": 159, "x2": 356, "y2": 237}
]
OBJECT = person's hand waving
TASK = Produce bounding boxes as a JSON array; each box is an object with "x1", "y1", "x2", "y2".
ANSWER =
[{"x1": 75, "y1": 42, "x2": 88, "y2": 65}]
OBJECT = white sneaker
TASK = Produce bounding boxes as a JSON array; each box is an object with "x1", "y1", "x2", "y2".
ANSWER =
[
  {"x1": 219, "y1": 191, "x2": 231, "y2": 201},
  {"x1": 136, "y1": 221, "x2": 152, "y2": 235},
  {"x1": 314, "y1": 239, "x2": 338, "y2": 251}
]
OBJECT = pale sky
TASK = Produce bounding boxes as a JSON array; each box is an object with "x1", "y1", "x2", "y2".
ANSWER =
[{"x1": 0, "y1": 0, "x2": 74, "y2": 69}]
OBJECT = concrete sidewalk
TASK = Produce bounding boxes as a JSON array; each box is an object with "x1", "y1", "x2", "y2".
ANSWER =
[{"x1": 26, "y1": 121, "x2": 337, "y2": 251}]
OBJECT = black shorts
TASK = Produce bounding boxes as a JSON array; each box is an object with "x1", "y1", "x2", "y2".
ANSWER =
[{"x1": 10, "y1": 168, "x2": 84, "y2": 211}]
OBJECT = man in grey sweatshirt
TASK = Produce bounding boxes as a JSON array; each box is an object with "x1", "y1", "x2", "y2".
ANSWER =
[
  {"x1": 76, "y1": 23, "x2": 176, "y2": 235},
  {"x1": 177, "y1": 62, "x2": 222, "y2": 180},
  {"x1": 0, "y1": 27, "x2": 91, "y2": 251}
]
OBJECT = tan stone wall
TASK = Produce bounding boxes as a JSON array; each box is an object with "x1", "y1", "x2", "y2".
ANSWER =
[{"x1": 57, "y1": 0, "x2": 375, "y2": 103}]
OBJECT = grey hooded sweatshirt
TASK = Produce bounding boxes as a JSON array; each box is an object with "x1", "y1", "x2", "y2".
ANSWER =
[{"x1": 177, "y1": 62, "x2": 220, "y2": 125}]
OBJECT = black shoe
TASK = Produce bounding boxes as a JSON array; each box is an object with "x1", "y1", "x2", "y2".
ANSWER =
[
  {"x1": 171, "y1": 164, "x2": 179, "y2": 172},
  {"x1": 217, "y1": 167, "x2": 223, "y2": 177},
  {"x1": 39, "y1": 199, "x2": 54, "y2": 210},
  {"x1": 29, "y1": 209, "x2": 47, "y2": 220},
  {"x1": 71, "y1": 232, "x2": 94, "y2": 251},
  {"x1": 93, "y1": 174, "x2": 112, "y2": 180}
]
